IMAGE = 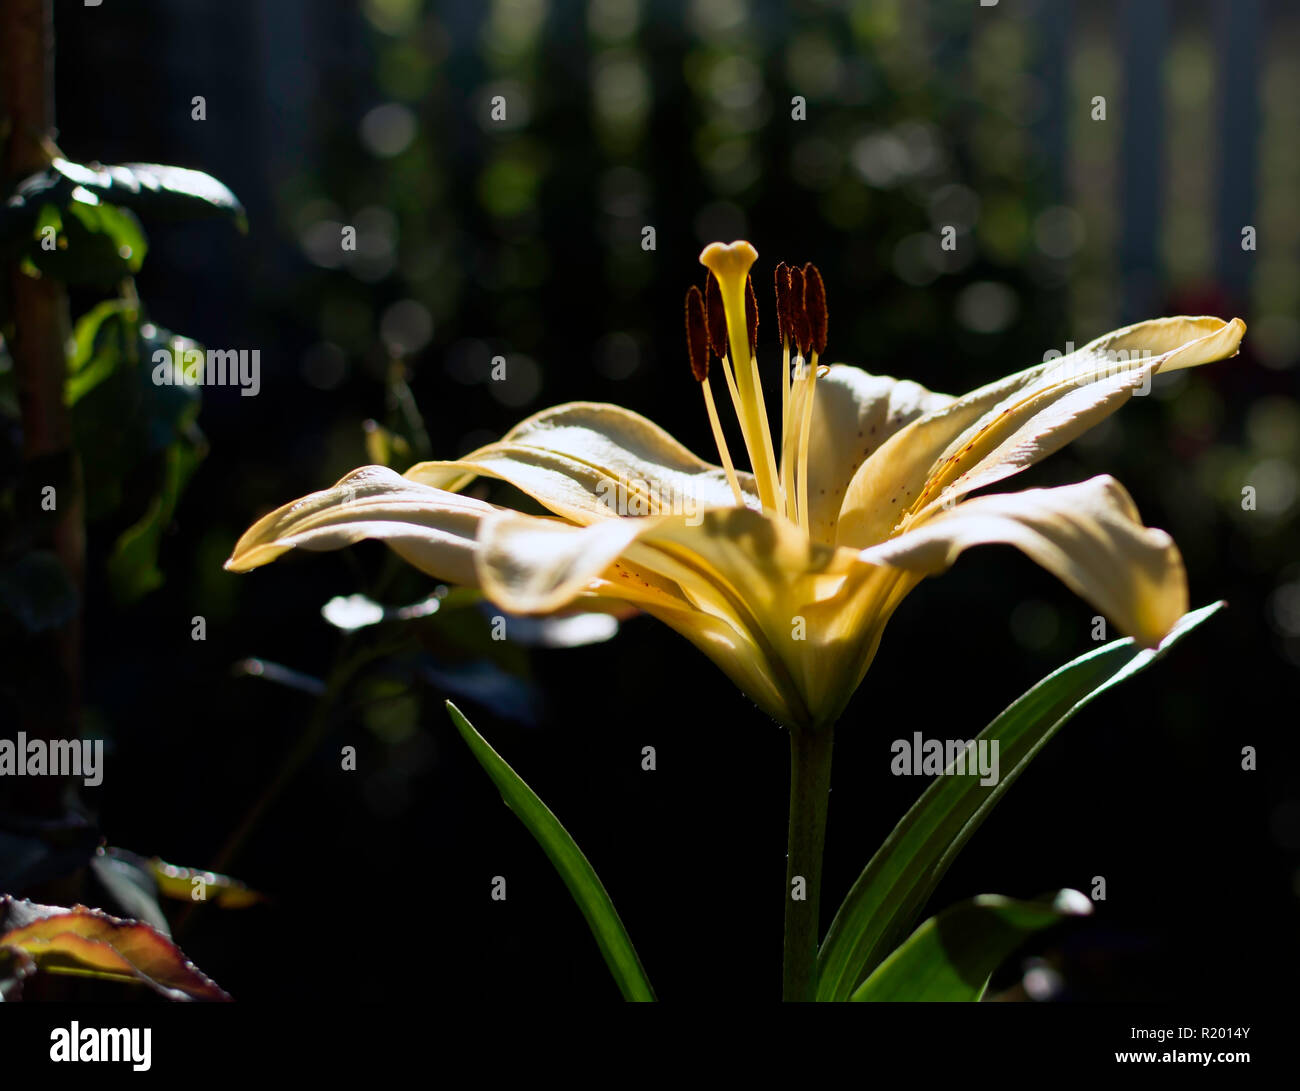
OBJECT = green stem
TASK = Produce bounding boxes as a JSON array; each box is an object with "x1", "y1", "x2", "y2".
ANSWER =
[{"x1": 783, "y1": 724, "x2": 834, "y2": 1002}]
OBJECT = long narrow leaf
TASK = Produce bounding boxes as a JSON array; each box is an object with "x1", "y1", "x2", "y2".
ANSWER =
[
  {"x1": 851, "y1": 890, "x2": 1092, "y2": 1002},
  {"x1": 446, "y1": 701, "x2": 655, "y2": 1002},
  {"x1": 817, "y1": 601, "x2": 1223, "y2": 1002}
]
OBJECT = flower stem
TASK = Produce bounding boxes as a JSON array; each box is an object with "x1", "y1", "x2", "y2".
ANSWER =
[{"x1": 783, "y1": 724, "x2": 834, "y2": 1002}]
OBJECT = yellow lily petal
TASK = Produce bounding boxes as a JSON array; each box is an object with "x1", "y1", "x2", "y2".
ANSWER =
[
  {"x1": 476, "y1": 504, "x2": 909, "y2": 728},
  {"x1": 476, "y1": 508, "x2": 805, "y2": 723},
  {"x1": 1077, "y1": 315, "x2": 1247, "y2": 373},
  {"x1": 836, "y1": 316, "x2": 1244, "y2": 548},
  {"x1": 224, "y1": 466, "x2": 497, "y2": 586},
  {"x1": 856, "y1": 475, "x2": 1187, "y2": 647},
  {"x1": 803, "y1": 365, "x2": 952, "y2": 545},
  {"x1": 405, "y1": 401, "x2": 756, "y2": 525},
  {"x1": 834, "y1": 377, "x2": 1052, "y2": 549},
  {"x1": 475, "y1": 510, "x2": 654, "y2": 614},
  {"x1": 910, "y1": 316, "x2": 1245, "y2": 522}
]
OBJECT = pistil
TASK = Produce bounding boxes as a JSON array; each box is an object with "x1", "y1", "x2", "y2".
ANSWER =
[{"x1": 700, "y1": 242, "x2": 782, "y2": 512}]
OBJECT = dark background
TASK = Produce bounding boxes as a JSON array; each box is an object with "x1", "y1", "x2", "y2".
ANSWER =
[{"x1": 5, "y1": 0, "x2": 1299, "y2": 1001}]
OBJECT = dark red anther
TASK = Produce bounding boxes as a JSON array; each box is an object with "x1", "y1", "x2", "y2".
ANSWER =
[
  {"x1": 704, "y1": 273, "x2": 728, "y2": 358},
  {"x1": 774, "y1": 262, "x2": 791, "y2": 345},
  {"x1": 787, "y1": 265, "x2": 810, "y2": 355},
  {"x1": 744, "y1": 275, "x2": 759, "y2": 358},
  {"x1": 803, "y1": 263, "x2": 827, "y2": 356},
  {"x1": 685, "y1": 286, "x2": 709, "y2": 382}
]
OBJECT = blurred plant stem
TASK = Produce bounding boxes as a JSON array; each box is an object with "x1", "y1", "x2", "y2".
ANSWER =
[
  {"x1": 209, "y1": 644, "x2": 368, "y2": 873},
  {"x1": 386, "y1": 353, "x2": 431, "y2": 461},
  {"x1": 3, "y1": 0, "x2": 82, "y2": 820},
  {"x1": 783, "y1": 724, "x2": 833, "y2": 1002}
]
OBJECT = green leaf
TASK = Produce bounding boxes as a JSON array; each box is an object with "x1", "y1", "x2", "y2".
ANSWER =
[
  {"x1": 102, "y1": 848, "x2": 265, "y2": 909},
  {"x1": 72, "y1": 317, "x2": 202, "y2": 522},
  {"x1": 70, "y1": 161, "x2": 247, "y2": 232},
  {"x1": 445, "y1": 700, "x2": 655, "y2": 1002},
  {"x1": 1, "y1": 159, "x2": 244, "y2": 276},
  {"x1": 817, "y1": 601, "x2": 1224, "y2": 1002},
  {"x1": 4, "y1": 159, "x2": 245, "y2": 233},
  {"x1": 66, "y1": 299, "x2": 134, "y2": 404},
  {"x1": 89, "y1": 849, "x2": 172, "y2": 936},
  {"x1": 33, "y1": 201, "x2": 62, "y2": 238},
  {"x1": 851, "y1": 890, "x2": 1092, "y2": 1002},
  {"x1": 107, "y1": 435, "x2": 203, "y2": 602},
  {"x1": 64, "y1": 307, "x2": 207, "y2": 599},
  {"x1": 28, "y1": 194, "x2": 147, "y2": 287}
]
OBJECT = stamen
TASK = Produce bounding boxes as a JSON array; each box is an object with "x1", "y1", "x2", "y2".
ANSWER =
[
  {"x1": 773, "y1": 262, "x2": 791, "y2": 346},
  {"x1": 704, "y1": 271, "x2": 742, "y2": 411},
  {"x1": 781, "y1": 364, "x2": 809, "y2": 522},
  {"x1": 704, "y1": 273, "x2": 728, "y2": 359},
  {"x1": 796, "y1": 364, "x2": 817, "y2": 530},
  {"x1": 685, "y1": 285, "x2": 709, "y2": 383},
  {"x1": 794, "y1": 264, "x2": 827, "y2": 533},
  {"x1": 745, "y1": 275, "x2": 759, "y2": 358},
  {"x1": 774, "y1": 262, "x2": 791, "y2": 468},
  {"x1": 803, "y1": 263, "x2": 828, "y2": 356},
  {"x1": 787, "y1": 265, "x2": 810, "y2": 358},
  {"x1": 685, "y1": 286, "x2": 744, "y2": 507}
]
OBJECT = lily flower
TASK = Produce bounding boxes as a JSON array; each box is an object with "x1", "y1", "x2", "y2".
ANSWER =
[{"x1": 226, "y1": 240, "x2": 1244, "y2": 733}]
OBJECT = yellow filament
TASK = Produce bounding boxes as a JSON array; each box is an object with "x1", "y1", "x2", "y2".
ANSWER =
[
  {"x1": 780, "y1": 356, "x2": 807, "y2": 522},
  {"x1": 780, "y1": 338, "x2": 790, "y2": 465},
  {"x1": 718, "y1": 351, "x2": 741, "y2": 418},
  {"x1": 748, "y1": 349, "x2": 784, "y2": 513},
  {"x1": 795, "y1": 351, "x2": 819, "y2": 531},
  {"x1": 713, "y1": 348, "x2": 769, "y2": 512},
  {"x1": 701, "y1": 378, "x2": 746, "y2": 507}
]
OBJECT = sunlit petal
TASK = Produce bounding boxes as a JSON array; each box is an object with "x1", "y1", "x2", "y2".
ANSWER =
[
  {"x1": 857, "y1": 475, "x2": 1187, "y2": 647},
  {"x1": 405, "y1": 402, "x2": 756, "y2": 524},
  {"x1": 909, "y1": 316, "x2": 1246, "y2": 522},
  {"x1": 477, "y1": 504, "x2": 901, "y2": 727},
  {"x1": 803, "y1": 365, "x2": 952, "y2": 545},
  {"x1": 224, "y1": 466, "x2": 497, "y2": 587},
  {"x1": 836, "y1": 316, "x2": 1244, "y2": 548}
]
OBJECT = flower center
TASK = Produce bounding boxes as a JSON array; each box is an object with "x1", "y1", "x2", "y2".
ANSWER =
[{"x1": 685, "y1": 240, "x2": 828, "y2": 536}]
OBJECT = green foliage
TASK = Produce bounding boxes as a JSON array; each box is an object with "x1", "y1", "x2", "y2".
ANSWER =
[
  {"x1": 68, "y1": 304, "x2": 207, "y2": 601},
  {"x1": 851, "y1": 891, "x2": 1092, "y2": 1002},
  {"x1": 817, "y1": 603, "x2": 1225, "y2": 1001},
  {"x1": 1, "y1": 158, "x2": 246, "y2": 246},
  {"x1": 446, "y1": 701, "x2": 656, "y2": 1002},
  {"x1": 24, "y1": 197, "x2": 146, "y2": 287},
  {"x1": 2, "y1": 155, "x2": 240, "y2": 602}
]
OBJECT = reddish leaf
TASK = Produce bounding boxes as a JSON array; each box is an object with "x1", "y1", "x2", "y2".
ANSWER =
[{"x1": 0, "y1": 896, "x2": 230, "y2": 1001}]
